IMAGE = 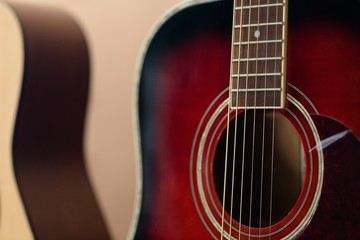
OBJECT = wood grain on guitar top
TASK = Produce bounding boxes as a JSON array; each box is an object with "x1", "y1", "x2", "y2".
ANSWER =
[{"x1": 134, "y1": 0, "x2": 360, "y2": 239}]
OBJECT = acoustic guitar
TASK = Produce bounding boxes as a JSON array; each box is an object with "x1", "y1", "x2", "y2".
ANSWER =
[
  {"x1": 133, "y1": 0, "x2": 360, "y2": 239},
  {"x1": 0, "y1": 2, "x2": 110, "y2": 239}
]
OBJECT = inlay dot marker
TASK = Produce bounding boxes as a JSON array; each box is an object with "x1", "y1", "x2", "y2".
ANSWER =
[{"x1": 254, "y1": 30, "x2": 261, "y2": 38}]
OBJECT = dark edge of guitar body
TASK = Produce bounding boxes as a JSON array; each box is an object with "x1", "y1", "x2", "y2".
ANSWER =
[
  {"x1": 10, "y1": 3, "x2": 110, "y2": 239},
  {"x1": 135, "y1": 0, "x2": 360, "y2": 239},
  {"x1": 135, "y1": 1, "x2": 233, "y2": 238}
]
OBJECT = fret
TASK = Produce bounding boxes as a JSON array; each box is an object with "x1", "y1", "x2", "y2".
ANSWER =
[
  {"x1": 235, "y1": 3, "x2": 284, "y2": 10},
  {"x1": 232, "y1": 106, "x2": 283, "y2": 109},
  {"x1": 232, "y1": 73, "x2": 282, "y2": 77},
  {"x1": 232, "y1": 57, "x2": 283, "y2": 62},
  {"x1": 235, "y1": 0, "x2": 285, "y2": 7},
  {"x1": 235, "y1": 21, "x2": 283, "y2": 28},
  {"x1": 234, "y1": 39, "x2": 283, "y2": 45},
  {"x1": 231, "y1": 88, "x2": 282, "y2": 92},
  {"x1": 231, "y1": 105, "x2": 283, "y2": 109}
]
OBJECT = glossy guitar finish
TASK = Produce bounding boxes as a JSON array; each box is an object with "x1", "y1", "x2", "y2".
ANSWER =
[
  {"x1": 0, "y1": 2, "x2": 110, "y2": 239},
  {"x1": 134, "y1": 0, "x2": 360, "y2": 239}
]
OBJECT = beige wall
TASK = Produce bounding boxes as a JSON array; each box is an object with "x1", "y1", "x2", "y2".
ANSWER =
[{"x1": 9, "y1": 0, "x2": 182, "y2": 239}]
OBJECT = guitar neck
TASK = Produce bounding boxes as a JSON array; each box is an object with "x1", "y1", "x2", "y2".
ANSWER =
[{"x1": 230, "y1": 0, "x2": 288, "y2": 109}]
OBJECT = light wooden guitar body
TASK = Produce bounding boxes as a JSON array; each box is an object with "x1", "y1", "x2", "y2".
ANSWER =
[
  {"x1": 133, "y1": 0, "x2": 360, "y2": 239},
  {"x1": 0, "y1": 2, "x2": 110, "y2": 239}
]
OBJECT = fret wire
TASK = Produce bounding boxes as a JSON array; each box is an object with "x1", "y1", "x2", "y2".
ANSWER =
[
  {"x1": 234, "y1": 39, "x2": 283, "y2": 45},
  {"x1": 230, "y1": 106, "x2": 283, "y2": 110},
  {"x1": 235, "y1": 22, "x2": 283, "y2": 28},
  {"x1": 232, "y1": 57, "x2": 283, "y2": 62},
  {"x1": 231, "y1": 88, "x2": 282, "y2": 92},
  {"x1": 235, "y1": 3, "x2": 284, "y2": 10},
  {"x1": 232, "y1": 73, "x2": 283, "y2": 77}
]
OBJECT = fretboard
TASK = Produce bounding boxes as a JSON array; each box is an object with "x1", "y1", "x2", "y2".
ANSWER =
[{"x1": 230, "y1": 0, "x2": 287, "y2": 109}]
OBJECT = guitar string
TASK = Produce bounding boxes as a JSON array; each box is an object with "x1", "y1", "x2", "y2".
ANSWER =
[
  {"x1": 258, "y1": 0, "x2": 271, "y2": 235},
  {"x1": 269, "y1": 0, "x2": 281, "y2": 236},
  {"x1": 230, "y1": 0, "x2": 246, "y2": 238},
  {"x1": 248, "y1": 1, "x2": 262, "y2": 238},
  {"x1": 228, "y1": 0, "x2": 244, "y2": 237},
  {"x1": 221, "y1": 0, "x2": 243, "y2": 239},
  {"x1": 230, "y1": 0, "x2": 243, "y2": 237},
  {"x1": 238, "y1": 0, "x2": 254, "y2": 239},
  {"x1": 223, "y1": 1, "x2": 283, "y2": 239}
]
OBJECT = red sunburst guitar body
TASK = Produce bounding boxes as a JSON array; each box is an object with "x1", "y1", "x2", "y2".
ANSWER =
[{"x1": 133, "y1": 0, "x2": 360, "y2": 239}]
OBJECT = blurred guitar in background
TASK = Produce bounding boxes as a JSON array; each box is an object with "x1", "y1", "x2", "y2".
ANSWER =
[
  {"x1": 0, "y1": 2, "x2": 110, "y2": 239},
  {"x1": 133, "y1": 0, "x2": 360, "y2": 239}
]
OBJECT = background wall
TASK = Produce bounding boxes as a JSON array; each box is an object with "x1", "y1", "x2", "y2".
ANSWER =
[{"x1": 9, "y1": 0, "x2": 182, "y2": 239}]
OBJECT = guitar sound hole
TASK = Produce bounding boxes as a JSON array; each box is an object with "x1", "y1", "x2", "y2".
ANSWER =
[{"x1": 213, "y1": 110, "x2": 304, "y2": 228}]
